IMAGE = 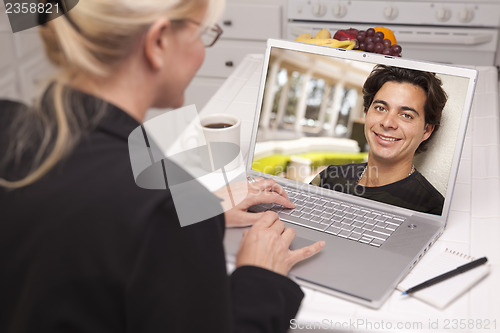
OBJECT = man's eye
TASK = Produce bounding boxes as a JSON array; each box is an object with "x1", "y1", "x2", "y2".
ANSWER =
[
  {"x1": 375, "y1": 106, "x2": 385, "y2": 112},
  {"x1": 402, "y1": 113, "x2": 413, "y2": 119}
]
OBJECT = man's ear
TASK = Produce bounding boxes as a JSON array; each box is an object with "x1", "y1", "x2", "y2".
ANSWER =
[
  {"x1": 421, "y1": 123, "x2": 435, "y2": 142},
  {"x1": 144, "y1": 18, "x2": 171, "y2": 71}
]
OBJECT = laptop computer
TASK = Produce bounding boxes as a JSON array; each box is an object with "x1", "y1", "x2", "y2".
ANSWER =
[{"x1": 223, "y1": 39, "x2": 477, "y2": 308}]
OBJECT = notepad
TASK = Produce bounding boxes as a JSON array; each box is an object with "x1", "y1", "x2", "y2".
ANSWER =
[{"x1": 397, "y1": 248, "x2": 490, "y2": 309}]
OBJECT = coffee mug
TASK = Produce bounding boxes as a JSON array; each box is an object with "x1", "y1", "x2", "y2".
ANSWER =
[{"x1": 198, "y1": 113, "x2": 241, "y2": 172}]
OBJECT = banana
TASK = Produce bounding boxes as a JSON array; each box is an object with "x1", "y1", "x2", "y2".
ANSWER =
[
  {"x1": 345, "y1": 40, "x2": 357, "y2": 50},
  {"x1": 295, "y1": 28, "x2": 357, "y2": 50},
  {"x1": 297, "y1": 37, "x2": 357, "y2": 50},
  {"x1": 296, "y1": 33, "x2": 313, "y2": 42},
  {"x1": 315, "y1": 28, "x2": 331, "y2": 39}
]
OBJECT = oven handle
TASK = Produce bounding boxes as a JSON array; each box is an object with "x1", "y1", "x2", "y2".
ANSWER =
[
  {"x1": 396, "y1": 32, "x2": 493, "y2": 46},
  {"x1": 289, "y1": 26, "x2": 494, "y2": 46}
]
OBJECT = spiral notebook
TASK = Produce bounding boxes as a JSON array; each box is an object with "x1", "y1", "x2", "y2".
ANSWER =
[{"x1": 397, "y1": 248, "x2": 490, "y2": 309}]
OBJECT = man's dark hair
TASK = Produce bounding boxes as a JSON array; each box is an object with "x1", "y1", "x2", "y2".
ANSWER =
[{"x1": 362, "y1": 65, "x2": 448, "y2": 154}]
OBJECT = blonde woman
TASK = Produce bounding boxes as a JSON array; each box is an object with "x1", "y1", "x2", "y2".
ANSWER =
[{"x1": 0, "y1": 1, "x2": 324, "y2": 332}]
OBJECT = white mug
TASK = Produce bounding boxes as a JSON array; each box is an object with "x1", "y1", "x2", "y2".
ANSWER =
[{"x1": 198, "y1": 113, "x2": 241, "y2": 172}]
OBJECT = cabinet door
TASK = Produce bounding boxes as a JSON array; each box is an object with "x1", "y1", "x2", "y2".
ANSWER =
[
  {"x1": 18, "y1": 54, "x2": 56, "y2": 105},
  {"x1": 0, "y1": 34, "x2": 16, "y2": 73},
  {"x1": 0, "y1": 8, "x2": 20, "y2": 100},
  {"x1": 198, "y1": 40, "x2": 266, "y2": 78},
  {"x1": 0, "y1": 70, "x2": 21, "y2": 101},
  {"x1": 0, "y1": 1, "x2": 10, "y2": 31},
  {"x1": 14, "y1": 29, "x2": 45, "y2": 58},
  {"x1": 220, "y1": 3, "x2": 282, "y2": 40}
]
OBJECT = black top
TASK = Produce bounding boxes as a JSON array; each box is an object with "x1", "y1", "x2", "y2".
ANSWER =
[
  {"x1": 0, "y1": 93, "x2": 303, "y2": 333},
  {"x1": 316, "y1": 163, "x2": 444, "y2": 215}
]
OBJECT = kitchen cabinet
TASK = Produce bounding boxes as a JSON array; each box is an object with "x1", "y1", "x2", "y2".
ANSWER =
[
  {"x1": 185, "y1": 0, "x2": 286, "y2": 111},
  {"x1": 0, "y1": 6, "x2": 56, "y2": 105},
  {"x1": 0, "y1": 0, "x2": 286, "y2": 111}
]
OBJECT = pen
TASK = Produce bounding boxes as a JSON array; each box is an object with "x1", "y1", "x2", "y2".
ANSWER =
[{"x1": 402, "y1": 256, "x2": 488, "y2": 295}]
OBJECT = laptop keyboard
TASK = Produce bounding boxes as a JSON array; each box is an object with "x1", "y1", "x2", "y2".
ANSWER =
[{"x1": 253, "y1": 185, "x2": 406, "y2": 247}]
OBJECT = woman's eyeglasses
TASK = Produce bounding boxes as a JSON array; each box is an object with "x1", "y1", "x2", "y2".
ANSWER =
[{"x1": 179, "y1": 19, "x2": 223, "y2": 48}]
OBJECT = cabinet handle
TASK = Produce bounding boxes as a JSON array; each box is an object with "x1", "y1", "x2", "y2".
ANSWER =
[
  {"x1": 223, "y1": 20, "x2": 232, "y2": 26},
  {"x1": 225, "y1": 61, "x2": 234, "y2": 67}
]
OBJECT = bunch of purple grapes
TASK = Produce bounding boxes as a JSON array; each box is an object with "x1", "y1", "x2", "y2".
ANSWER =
[{"x1": 356, "y1": 28, "x2": 402, "y2": 57}]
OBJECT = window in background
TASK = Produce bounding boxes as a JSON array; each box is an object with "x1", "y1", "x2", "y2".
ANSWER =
[
  {"x1": 332, "y1": 87, "x2": 358, "y2": 137},
  {"x1": 269, "y1": 68, "x2": 359, "y2": 137}
]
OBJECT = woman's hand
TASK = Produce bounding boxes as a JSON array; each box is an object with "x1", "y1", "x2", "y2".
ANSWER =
[
  {"x1": 236, "y1": 211, "x2": 325, "y2": 276},
  {"x1": 222, "y1": 178, "x2": 295, "y2": 227}
]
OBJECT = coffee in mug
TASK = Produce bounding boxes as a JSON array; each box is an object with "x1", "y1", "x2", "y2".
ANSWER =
[{"x1": 204, "y1": 122, "x2": 234, "y2": 129}]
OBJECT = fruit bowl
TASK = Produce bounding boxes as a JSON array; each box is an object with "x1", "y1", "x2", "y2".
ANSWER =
[{"x1": 295, "y1": 26, "x2": 402, "y2": 57}]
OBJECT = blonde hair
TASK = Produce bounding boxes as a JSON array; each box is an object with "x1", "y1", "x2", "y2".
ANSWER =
[{"x1": 0, "y1": 0, "x2": 225, "y2": 189}]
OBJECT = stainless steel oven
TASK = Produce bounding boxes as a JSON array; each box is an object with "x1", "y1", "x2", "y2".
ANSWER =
[{"x1": 287, "y1": 0, "x2": 500, "y2": 66}]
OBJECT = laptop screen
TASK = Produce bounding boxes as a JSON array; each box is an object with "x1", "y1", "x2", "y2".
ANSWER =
[{"x1": 249, "y1": 41, "x2": 476, "y2": 217}]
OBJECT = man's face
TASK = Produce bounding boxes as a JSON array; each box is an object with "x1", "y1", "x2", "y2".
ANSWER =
[{"x1": 364, "y1": 81, "x2": 435, "y2": 165}]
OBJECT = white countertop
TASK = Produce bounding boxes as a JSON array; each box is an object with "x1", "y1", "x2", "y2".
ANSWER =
[{"x1": 202, "y1": 54, "x2": 500, "y2": 333}]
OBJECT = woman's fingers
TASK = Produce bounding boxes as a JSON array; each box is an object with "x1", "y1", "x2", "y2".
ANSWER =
[
  {"x1": 246, "y1": 179, "x2": 295, "y2": 208},
  {"x1": 234, "y1": 177, "x2": 326, "y2": 274},
  {"x1": 280, "y1": 227, "x2": 297, "y2": 246},
  {"x1": 224, "y1": 178, "x2": 295, "y2": 227},
  {"x1": 253, "y1": 211, "x2": 281, "y2": 229},
  {"x1": 288, "y1": 240, "x2": 326, "y2": 266},
  {"x1": 235, "y1": 210, "x2": 278, "y2": 227},
  {"x1": 244, "y1": 191, "x2": 295, "y2": 209},
  {"x1": 280, "y1": 228, "x2": 325, "y2": 265},
  {"x1": 241, "y1": 229, "x2": 249, "y2": 239},
  {"x1": 236, "y1": 211, "x2": 325, "y2": 276},
  {"x1": 250, "y1": 178, "x2": 290, "y2": 199},
  {"x1": 268, "y1": 218, "x2": 286, "y2": 234}
]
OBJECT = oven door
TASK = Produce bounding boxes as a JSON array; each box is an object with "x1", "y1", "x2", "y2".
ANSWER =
[{"x1": 288, "y1": 22, "x2": 499, "y2": 66}]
